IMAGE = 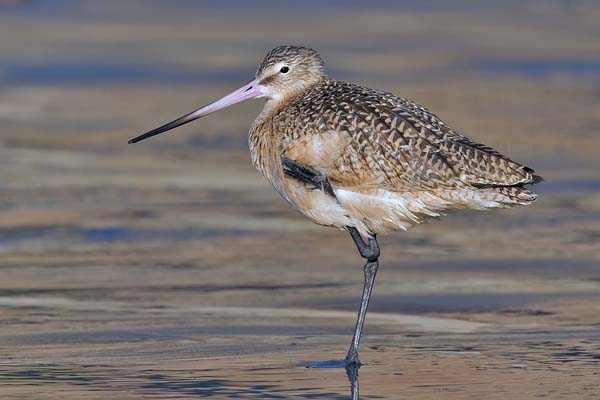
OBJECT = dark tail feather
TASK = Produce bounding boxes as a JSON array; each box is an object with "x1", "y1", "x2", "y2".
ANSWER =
[{"x1": 529, "y1": 174, "x2": 544, "y2": 185}]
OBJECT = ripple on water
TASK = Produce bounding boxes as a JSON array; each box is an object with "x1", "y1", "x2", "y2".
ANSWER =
[{"x1": 0, "y1": 225, "x2": 264, "y2": 247}]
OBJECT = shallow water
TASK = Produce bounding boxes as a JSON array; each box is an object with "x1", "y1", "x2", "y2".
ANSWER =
[{"x1": 2, "y1": 333, "x2": 600, "y2": 399}]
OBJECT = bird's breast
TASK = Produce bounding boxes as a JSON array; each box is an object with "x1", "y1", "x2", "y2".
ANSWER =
[{"x1": 249, "y1": 117, "x2": 286, "y2": 195}]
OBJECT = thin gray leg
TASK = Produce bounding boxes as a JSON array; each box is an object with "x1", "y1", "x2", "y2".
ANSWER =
[{"x1": 345, "y1": 227, "x2": 380, "y2": 366}]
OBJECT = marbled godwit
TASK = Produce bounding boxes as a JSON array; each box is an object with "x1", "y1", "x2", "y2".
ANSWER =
[{"x1": 130, "y1": 45, "x2": 542, "y2": 367}]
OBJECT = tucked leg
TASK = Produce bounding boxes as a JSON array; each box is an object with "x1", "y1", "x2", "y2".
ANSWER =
[
  {"x1": 281, "y1": 156, "x2": 335, "y2": 197},
  {"x1": 345, "y1": 227, "x2": 380, "y2": 366}
]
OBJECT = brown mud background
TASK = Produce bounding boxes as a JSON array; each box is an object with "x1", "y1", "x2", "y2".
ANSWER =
[{"x1": 0, "y1": 1, "x2": 599, "y2": 398}]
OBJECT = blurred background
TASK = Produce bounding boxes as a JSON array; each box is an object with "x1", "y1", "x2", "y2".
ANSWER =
[{"x1": 0, "y1": 1, "x2": 599, "y2": 399}]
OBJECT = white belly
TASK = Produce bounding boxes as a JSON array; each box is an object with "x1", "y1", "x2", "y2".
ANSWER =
[
  {"x1": 277, "y1": 179, "x2": 513, "y2": 239},
  {"x1": 275, "y1": 179, "x2": 428, "y2": 239}
]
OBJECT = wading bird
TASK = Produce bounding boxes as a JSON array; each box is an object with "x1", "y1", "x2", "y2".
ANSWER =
[{"x1": 130, "y1": 46, "x2": 541, "y2": 367}]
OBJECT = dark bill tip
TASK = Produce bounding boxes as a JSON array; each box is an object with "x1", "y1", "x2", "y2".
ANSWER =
[{"x1": 128, "y1": 112, "x2": 197, "y2": 144}]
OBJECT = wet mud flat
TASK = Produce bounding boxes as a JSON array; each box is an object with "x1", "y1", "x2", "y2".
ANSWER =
[
  {"x1": 1, "y1": 318, "x2": 600, "y2": 399},
  {"x1": 1, "y1": 0, "x2": 600, "y2": 399},
  {"x1": 1, "y1": 252, "x2": 600, "y2": 399}
]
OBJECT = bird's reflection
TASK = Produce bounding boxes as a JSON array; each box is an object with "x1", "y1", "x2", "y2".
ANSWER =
[
  {"x1": 138, "y1": 359, "x2": 363, "y2": 398},
  {"x1": 345, "y1": 364, "x2": 360, "y2": 400}
]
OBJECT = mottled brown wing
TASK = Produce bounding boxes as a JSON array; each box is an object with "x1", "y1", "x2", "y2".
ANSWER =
[{"x1": 312, "y1": 84, "x2": 538, "y2": 190}]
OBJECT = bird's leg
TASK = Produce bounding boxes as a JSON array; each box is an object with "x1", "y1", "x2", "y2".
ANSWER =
[
  {"x1": 281, "y1": 156, "x2": 335, "y2": 197},
  {"x1": 347, "y1": 227, "x2": 380, "y2": 261},
  {"x1": 345, "y1": 227, "x2": 380, "y2": 367}
]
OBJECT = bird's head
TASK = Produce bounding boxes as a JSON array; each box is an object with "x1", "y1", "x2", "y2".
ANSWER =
[
  {"x1": 254, "y1": 45, "x2": 326, "y2": 102},
  {"x1": 129, "y1": 45, "x2": 326, "y2": 144}
]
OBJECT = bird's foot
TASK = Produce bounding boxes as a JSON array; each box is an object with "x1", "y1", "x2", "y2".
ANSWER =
[{"x1": 344, "y1": 350, "x2": 362, "y2": 368}]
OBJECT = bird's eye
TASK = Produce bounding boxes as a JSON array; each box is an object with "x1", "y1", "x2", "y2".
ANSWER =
[{"x1": 280, "y1": 66, "x2": 290, "y2": 74}]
